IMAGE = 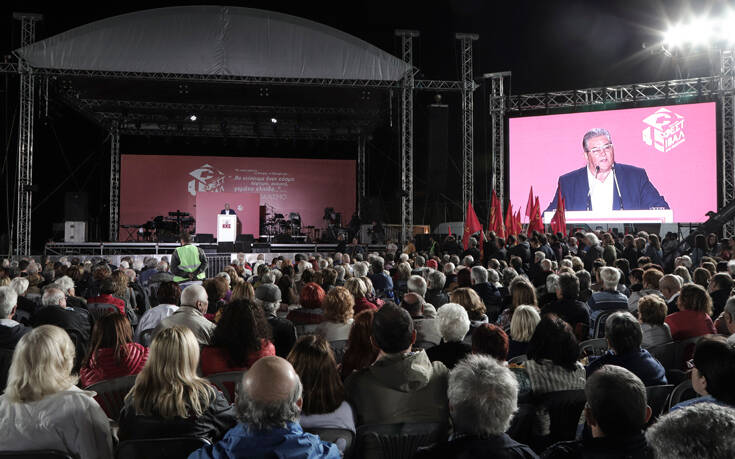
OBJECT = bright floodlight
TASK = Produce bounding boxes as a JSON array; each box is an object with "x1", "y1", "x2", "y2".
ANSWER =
[
  {"x1": 188, "y1": 114, "x2": 197, "y2": 122},
  {"x1": 688, "y1": 18, "x2": 713, "y2": 46},
  {"x1": 664, "y1": 14, "x2": 735, "y2": 49},
  {"x1": 270, "y1": 117, "x2": 278, "y2": 124},
  {"x1": 664, "y1": 24, "x2": 685, "y2": 48}
]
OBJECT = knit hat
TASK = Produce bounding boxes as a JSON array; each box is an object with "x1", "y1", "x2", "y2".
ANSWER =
[
  {"x1": 255, "y1": 283, "x2": 281, "y2": 303},
  {"x1": 426, "y1": 259, "x2": 438, "y2": 270}
]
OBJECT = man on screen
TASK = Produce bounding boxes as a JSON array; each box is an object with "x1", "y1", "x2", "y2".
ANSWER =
[
  {"x1": 220, "y1": 203, "x2": 236, "y2": 215},
  {"x1": 545, "y1": 128, "x2": 669, "y2": 212}
]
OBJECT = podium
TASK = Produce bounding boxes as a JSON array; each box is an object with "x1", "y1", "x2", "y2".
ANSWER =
[
  {"x1": 217, "y1": 214, "x2": 237, "y2": 242},
  {"x1": 543, "y1": 210, "x2": 674, "y2": 224}
]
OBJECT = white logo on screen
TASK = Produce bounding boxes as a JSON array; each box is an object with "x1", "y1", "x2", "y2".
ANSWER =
[
  {"x1": 641, "y1": 108, "x2": 685, "y2": 153},
  {"x1": 237, "y1": 205, "x2": 243, "y2": 212},
  {"x1": 187, "y1": 164, "x2": 225, "y2": 197}
]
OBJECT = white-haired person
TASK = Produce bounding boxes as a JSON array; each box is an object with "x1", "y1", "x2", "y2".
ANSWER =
[
  {"x1": 154, "y1": 284, "x2": 213, "y2": 346},
  {"x1": 118, "y1": 326, "x2": 237, "y2": 442},
  {"x1": 0, "y1": 325, "x2": 113, "y2": 457},
  {"x1": 394, "y1": 261, "x2": 412, "y2": 299},
  {"x1": 416, "y1": 355, "x2": 536, "y2": 458},
  {"x1": 52, "y1": 274, "x2": 87, "y2": 311},
  {"x1": 582, "y1": 232, "x2": 604, "y2": 272},
  {"x1": 507, "y1": 305, "x2": 540, "y2": 360},
  {"x1": 425, "y1": 303, "x2": 471, "y2": 369},
  {"x1": 0, "y1": 285, "x2": 29, "y2": 390},
  {"x1": 345, "y1": 277, "x2": 378, "y2": 315},
  {"x1": 586, "y1": 266, "x2": 628, "y2": 332},
  {"x1": 470, "y1": 265, "x2": 503, "y2": 321},
  {"x1": 425, "y1": 270, "x2": 449, "y2": 309},
  {"x1": 9, "y1": 276, "x2": 34, "y2": 323}
]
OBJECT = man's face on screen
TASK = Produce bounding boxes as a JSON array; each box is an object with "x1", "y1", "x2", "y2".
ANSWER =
[{"x1": 584, "y1": 135, "x2": 615, "y2": 175}]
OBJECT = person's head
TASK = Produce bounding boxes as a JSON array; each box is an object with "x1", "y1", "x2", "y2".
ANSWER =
[
  {"x1": 710, "y1": 272, "x2": 733, "y2": 293},
  {"x1": 690, "y1": 336, "x2": 735, "y2": 404},
  {"x1": 637, "y1": 295, "x2": 668, "y2": 326},
  {"x1": 510, "y1": 305, "x2": 541, "y2": 343},
  {"x1": 212, "y1": 299, "x2": 271, "y2": 366},
  {"x1": 83, "y1": 312, "x2": 134, "y2": 369},
  {"x1": 401, "y1": 292, "x2": 425, "y2": 318},
  {"x1": 10, "y1": 277, "x2": 29, "y2": 297},
  {"x1": 599, "y1": 266, "x2": 620, "y2": 291},
  {"x1": 41, "y1": 287, "x2": 66, "y2": 308},
  {"x1": 342, "y1": 309, "x2": 379, "y2": 374},
  {"x1": 693, "y1": 267, "x2": 711, "y2": 289},
  {"x1": 526, "y1": 315, "x2": 579, "y2": 371},
  {"x1": 556, "y1": 272, "x2": 580, "y2": 300},
  {"x1": 456, "y1": 268, "x2": 472, "y2": 288},
  {"x1": 722, "y1": 297, "x2": 735, "y2": 334},
  {"x1": 659, "y1": 274, "x2": 683, "y2": 300},
  {"x1": 576, "y1": 269, "x2": 591, "y2": 292},
  {"x1": 407, "y1": 275, "x2": 428, "y2": 297},
  {"x1": 448, "y1": 354, "x2": 519, "y2": 437},
  {"x1": 132, "y1": 326, "x2": 215, "y2": 418},
  {"x1": 471, "y1": 324, "x2": 509, "y2": 361},
  {"x1": 254, "y1": 283, "x2": 282, "y2": 316},
  {"x1": 299, "y1": 282, "x2": 325, "y2": 309},
  {"x1": 646, "y1": 403, "x2": 735, "y2": 459},
  {"x1": 179, "y1": 232, "x2": 192, "y2": 245},
  {"x1": 180, "y1": 284, "x2": 209, "y2": 314},
  {"x1": 582, "y1": 128, "x2": 614, "y2": 174},
  {"x1": 545, "y1": 273, "x2": 560, "y2": 295},
  {"x1": 678, "y1": 283, "x2": 712, "y2": 315},
  {"x1": 372, "y1": 303, "x2": 415, "y2": 354},
  {"x1": 585, "y1": 365, "x2": 650, "y2": 438},
  {"x1": 427, "y1": 270, "x2": 446, "y2": 290},
  {"x1": 585, "y1": 232, "x2": 600, "y2": 247},
  {"x1": 436, "y1": 303, "x2": 470, "y2": 343},
  {"x1": 511, "y1": 280, "x2": 537, "y2": 309},
  {"x1": 470, "y1": 266, "x2": 489, "y2": 285},
  {"x1": 0, "y1": 285, "x2": 18, "y2": 319},
  {"x1": 5, "y1": 325, "x2": 77, "y2": 402},
  {"x1": 236, "y1": 356, "x2": 303, "y2": 430},
  {"x1": 674, "y1": 266, "x2": 692, "y2": 284},
  {"x1": 322, "y1": 286, "x2": 354, "y2": 323},
  {"x1": 449, "y1": 287, "x2": 487, "y2": 321},
  {"x1": 230, "y1": 282, "x2": 254, "y2": 303},
  {"x1": 642, "y1": 268, "x2": 664, "y2": 290},
  {"x1": 286, "y1": 335, "x2": 344, "y2": 416},
  {"x1": 604, "y1": 311, "x2": 642, "y2": 354}
]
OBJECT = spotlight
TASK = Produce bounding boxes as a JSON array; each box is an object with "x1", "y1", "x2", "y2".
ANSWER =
[
  {"x1": 270, "y1": 118, "x2": 278, "y2": 124},
  {"x1": 188, "y1": 114, "x2": 197, "y2": 122}
]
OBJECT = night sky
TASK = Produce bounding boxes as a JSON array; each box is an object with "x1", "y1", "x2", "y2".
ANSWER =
[{"x1": 0, "y1": 0, "x2": 726, "y2": 251}]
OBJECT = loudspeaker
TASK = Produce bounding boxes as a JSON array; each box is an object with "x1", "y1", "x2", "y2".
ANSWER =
[
  {"x1": 234, "y1": 241, "x2": 252, "y2": 253},
  {"x1": 237, "y1": 234, "x2": 255, "y2": 242},
  {"x1": 253, "y1": 242, "x2": 270, "y2": 253},
  {"x1": 217, "y1": 241, "x2": 234, "y2": 253},
  {"x1": 65, "y1": 192, "x2": 88, "y2": 221},
  {"x1": 195, "y1": 233, "x2": 214, "y2": 243}
]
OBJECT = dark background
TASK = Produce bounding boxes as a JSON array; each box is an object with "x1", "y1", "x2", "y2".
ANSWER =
[{"x1": 0, "y1": 0, "x2": 726, "y2": 252}]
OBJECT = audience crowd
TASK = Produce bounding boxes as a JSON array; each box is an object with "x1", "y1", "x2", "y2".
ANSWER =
[{"x1": 1, "y1": 228, "x2": 735, "y2": 458}]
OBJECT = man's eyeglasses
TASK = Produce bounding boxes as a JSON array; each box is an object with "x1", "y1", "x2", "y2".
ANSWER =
[{"x1": 587, "y1": 143, "x2": 614, "y2": 155}]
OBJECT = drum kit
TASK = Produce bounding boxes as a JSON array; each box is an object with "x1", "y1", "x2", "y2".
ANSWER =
[
  {"x1": 124, "y1": 211, "x2": 195, "y2": 242},
  {"x1": 262, "y1": 211, "x2": 306, "y2": 240}
]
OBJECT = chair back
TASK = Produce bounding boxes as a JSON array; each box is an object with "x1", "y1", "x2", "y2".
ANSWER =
[
  {"x1": 534, "y1": 389, "x2": 586, "y2": 446},
  {"x1": 591, "y1": 309, "x2": 626, "y2": 338},
  {"x1": 647, "y1": 341, "x2": 676, "y2": 370},
  {"x1": 304, "y1": 428, "x2": 355, "y2": 458},
  {"x1": 413, "y1": 341, "x2": 436, "y2": 351},
  {"x1": 116, "y1": 436, "x2": 211, "y2": 459},
  {"x1": 673, "y1": 336, "x2": 701, "y2": 370},
  {"x1": 206, "y1": 371, "x2": 245, "y2": 403},
  {"x1": 508, "y1": 354, "x2": 528, "y2": 365},
  {"x1": 138, "y1": 328, "x2": 155, "y2": 347},
  {"x1": 84, "y1": 374, "x2": 137, "y2": 420},
  {"x1": 0, "y1": 451, "x2": 75, "y2": 459},
  {"x1": 356, "y1": 422, "x2": 445, "y2": 459},
  {"x1": 329, "y1": 340, "x2": 349, "y2": 364},
  {"x1": 578, "y1": 338, "x2": 608, "y2": 358},
  {"x1": 295, "y1": 323, "x2": 320, "y2": 336},
  {"x1": 666, "y1": 379, "x2": 697, "y2": 412},
  {"x1": 87, "y1": 303, "x2": 119, "y2": 321},
  {"x1": 645, "y1": 384, "x2": 674, "y2": 425}
]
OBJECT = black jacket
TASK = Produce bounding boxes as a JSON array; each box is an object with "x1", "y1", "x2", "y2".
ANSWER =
[
  {"x1": 0, "y1": 322, "x2": 31, "y2": 349},
  {"x1": 33, "y1": 305, "x2": 92, "y2": 370},
  {"x1": 425, "y1": 289, "x2": 450, "y2": 309},
  {"x1": 426, "y1": 341, "x2": 471, "y2": 370},
  {"x1": 417, "y1": 433, "x2": 538, "y2": 459},
  {"x1": 118, "y1": 391, "x2": 237, "y2": 442},
  {"x1": 471, "y1": 283, "x2": 503, "y2": 322},
  {"x1": 542, "y1": 432, "x2": 652, "y2": 459},
  {"x1": 268, "y1": 316, "x2": 298, "y2": 358}
]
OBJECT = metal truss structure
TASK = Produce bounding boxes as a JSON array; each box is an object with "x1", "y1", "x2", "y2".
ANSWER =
[
  {"x1": 109, "y1": 121, "x2": 120, "y2": 242},
  {"x1": 396, "y1": 30, "x2": 418, "y2": 244},
  {"x1": 13, "y1": 13, "x2": 42, "y2": 257},
  {"x1": 721, "y1": 50, "x2": 735, "y2": 236},
  {"x1": 457, "y1": 33, "x2": 479, "y2": 220},
  {"x1": 486, "y1": 72, "x2": 511, "y2": 208}
]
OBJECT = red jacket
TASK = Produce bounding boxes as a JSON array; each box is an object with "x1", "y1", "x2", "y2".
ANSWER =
[
  {"x1": 80, "y1": 342, "x2": 148, "y2": 387},
  {"x1": 354, "y1": 298, "x2": 379, "y2": 315},
  {"x1": 87, "y1": 294, "x2": 126, "y2": 315},
  {"x1": 200, "y1": 340, "x2": 276, "y2": 376},
  {"x1": 665, "y1": 309, "x2": 717, "y2": 341}
]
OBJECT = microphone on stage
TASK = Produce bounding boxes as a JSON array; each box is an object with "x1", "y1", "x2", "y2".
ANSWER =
[
  {"x1": 587, "y1": 166, "x2": 600, "y2": 211},
  {"x1": 612, "y1": 163, "x2": 624, "y2": 210}
]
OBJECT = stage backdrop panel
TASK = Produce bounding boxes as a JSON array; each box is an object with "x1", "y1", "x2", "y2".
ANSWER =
[
  {"x1": 196, "y1": 192, "x2": 260, "y2": 238},
  {"x1": 508, "y1": 102, "x2": 717, "y2": 223},
  {"x1": 120, "y1": 155, "x2": 356, "y2": 240}
]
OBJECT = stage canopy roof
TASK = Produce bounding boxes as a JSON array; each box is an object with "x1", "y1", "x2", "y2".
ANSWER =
[{"x1": 15, "y1": 5, "x2": 410, "y2": 81}]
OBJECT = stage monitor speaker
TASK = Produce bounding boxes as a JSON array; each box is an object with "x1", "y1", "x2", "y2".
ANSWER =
[
  {"x1": 253, "y1": 242, "x2": 270, "y2": 253},
  {"x1": 195, "y1": 233, "x2": 214, "y2": 243},
  {"x1": 237, "y1": 234, "x2": 255, "y2": 242},
  {"x1": 234, "y1": 241, "x2": 252, "y2": 253},
  {"x1": 218, "y1": 241, "x2": 234, "y2": 253},
  {"x1": 65, "y1": 192, "x2": 88, "y2": 221}
]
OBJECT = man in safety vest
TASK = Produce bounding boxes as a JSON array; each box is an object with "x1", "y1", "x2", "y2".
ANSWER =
[{"x1": 171, "y1": 232, "x2": 208, "y2": 283}]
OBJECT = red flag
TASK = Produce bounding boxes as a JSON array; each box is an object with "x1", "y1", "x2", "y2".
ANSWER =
[
  {"x1": 514, "y1": 209, "x2": 522, "y2": 236},
  {"x1": 528, "y1": 196, "x2": 545, "y2": 235},
  {"x1": 550, "y1": 186, "x2": 567, "y2": 236},
  {"x1": 525, "y1": 186, "x2": 534, "y2": 218},
  {"x1": 504, "y1": 202, "x2": 514, "y2": 237},
  {"x1": 463, "y1": 200, "x2": 484, "y2": 250},
  {"x1": 489, "y1": 190, "x2": 506, "y2": 239},
  {"x1": 448, "y1": 225, "x2": 452, "y2": 237}
]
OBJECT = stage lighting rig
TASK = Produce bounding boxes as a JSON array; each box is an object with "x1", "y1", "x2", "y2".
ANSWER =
[
  {"x1": 661, "y1": 11, "x2": 735, "y2": 55},
  {"x1": 188, "y1": 114, "x2": 197, "y2": 122}
]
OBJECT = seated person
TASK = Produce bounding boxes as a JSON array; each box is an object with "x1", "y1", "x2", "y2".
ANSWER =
[
  {"x1": 118, "y1": 327, "x2": 237, "y2": 442},
  {"x1": 585, "y1": 311, "x2": 667, "y2": 386},
  {"x1": 714, "y1": 297, "x2": 735, "y2": 343},
  {"x1": 154, "y1": 284, "x2": 214, "y2": 346},
  {"x1": 587, "y1": 267, "x2": 628, "y2": 333},
  {"x1": 255, "y1": 283, "x2": 297, "y2": 358},
  {"x1": 671, "y1": 336, "x2": 735, "y2": 411},
  {"x1": 340, "y1": 309, "x2": 379, "y2": 380},
  {"x1": 646, "y1": 402, "x2": 735, "y2": 459},
  {"x1": 316, "y1": 287, "x2": 354, "y2": 342},
  {"x1": 627, "y1": 268, "x2": 664, "y2": 314},
  {"x1": 286, "y1": 282, "x2": 325, "y2": 325},
  {"x1": 135, "y1": 281, "x2": 180, "y2": 342},
  {"x1": 426, "y1": 303, "x2": 472, "y2": 369},
  {"x1": 345, "y1": 303, "x2": 449, "y2": 427},
  {"x1": 637, "y1": 295, "x2": 672, "y2": 349},
  {"x1": 402, "y1": 292, "x2": 441, "y2": 347},
  {"x1": 0, "y1": 325, "x2": 113, "y2": 458},
  {"x1": 471, "y1": 323, "x2": 510, "y2": 362},
  {"x1": 200, "y1": 299, "x2": 275, "y2": 376},
  {"x1": 189, "y1": 356, "x2": 340, "y2": 458},
  {"x1": 543, "y1": 365, "x2": 652, "y2": 458},
  {"x1": 665, "y1": 284, "x2": 716, "y2": 341},
  {"x1": 543, "y1": 272, "x2": 590, "y2": 340},
  {"x1": 507, "y1": 305, "x2": 540, "y2": 359},
  {"x1": 416, "y1": 355, "x2": 537, "y2": 458},
  {"x1": 80, "y1": 313, "x2": 148, "y2": 387}
]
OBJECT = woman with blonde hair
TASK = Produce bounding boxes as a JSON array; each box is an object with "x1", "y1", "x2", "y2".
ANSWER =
[
  {"x1": 118, "y1": 326, "x2": 236, "y2": 442},
  {"x1": 230, "y1": 281, "x2": 255, "y2": 302},
  {"x1": 0, "y1": 325, "x2": 113, "y2": 457},
  {"x1": 316, "y1": 287, "x2": 354, "y2": 342},
  {"x1": 345, "y1": 277, "x2": 378, "y2": 314},
  {"x1": 497, "y1": 280, "x2": 537, "y2": 330},
  {"x1": 507, "y1": 305, "x2": 541, "y2": 359}
]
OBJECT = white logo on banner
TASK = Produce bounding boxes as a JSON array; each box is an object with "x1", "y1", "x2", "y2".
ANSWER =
[
  {"x1": 187, "y1": 164, "x2": 225, "y2": 196},
  {"x1": 237, "y1": 204, "x2": 244, "y2": 212},
  {"x1": 641, "y1": 108, "x2": 685, "y2": 153}
]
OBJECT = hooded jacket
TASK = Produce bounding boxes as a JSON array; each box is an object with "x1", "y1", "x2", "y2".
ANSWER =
[{"x1": 345, "y1": 349, "x2": 449, "y2": 426}]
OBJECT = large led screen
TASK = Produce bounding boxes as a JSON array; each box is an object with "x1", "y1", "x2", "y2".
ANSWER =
[
  {"x1": 120, "y1": 155, "x2": 356, "y2": 241},
  {"x1": 508, "y1": 102, "x2": 717, "y2": 223}
]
